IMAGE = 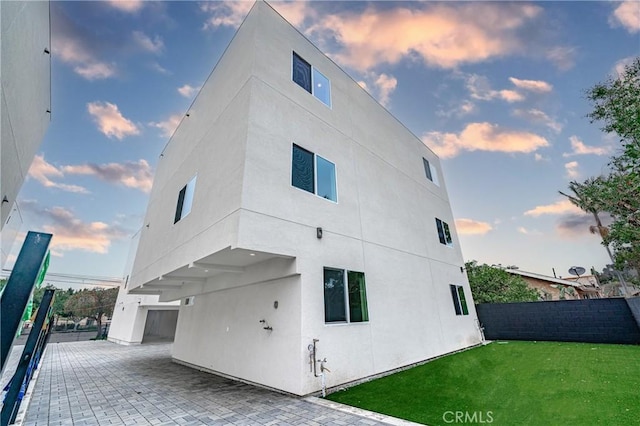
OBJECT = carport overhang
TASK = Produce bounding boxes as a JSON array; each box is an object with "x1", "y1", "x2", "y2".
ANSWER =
[{"x1": 128, "y1": 247, "x2": 299, "y2": 302}]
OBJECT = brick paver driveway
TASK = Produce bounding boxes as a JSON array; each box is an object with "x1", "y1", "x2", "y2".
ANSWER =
[{"x1": 18, "y1": 341, "x2": 393, "y2": 426}]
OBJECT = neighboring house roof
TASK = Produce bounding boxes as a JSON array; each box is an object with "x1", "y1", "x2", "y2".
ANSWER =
[{"x1": 505, "y1": 269, "x2": 582, "y2": 288}]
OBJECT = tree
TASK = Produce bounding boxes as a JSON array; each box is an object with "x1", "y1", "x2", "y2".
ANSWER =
[
  {"x1": 33, "y1": 285, "x2": 75, "y2": 323},
  {"x1": 560, "y1": 57, "x2": 640, "y2": 286},
  {"x1": 64, "y1": 288, "x2": 119, "y2": 338},
  {"x1": 465, "y1": 261, "x2": 540, "y2": 304}
]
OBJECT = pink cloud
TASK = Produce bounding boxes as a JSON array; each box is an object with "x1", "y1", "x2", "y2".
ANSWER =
[
  {"x1": 455, "y1": 218, "x2": 493, "y2": 235},
  {"x1": 87, "y1": 101, "x2": 140, "y2": 140},
  {"x1": 423, "y1": 122, "x2": 549, "y2": 158}
]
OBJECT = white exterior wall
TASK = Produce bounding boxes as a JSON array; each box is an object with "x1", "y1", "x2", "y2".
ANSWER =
[
  {"x1": 1, "y1": 0, "x2": 51, "y2": 266},
  {"x1": 129, "y1": 1, "x2": 480, "y2": 396},
  {"x1": 109, "y1": 230, "x2": 179, "y2": 345}
]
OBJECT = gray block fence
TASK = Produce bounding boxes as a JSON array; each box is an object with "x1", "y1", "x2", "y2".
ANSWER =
[{"x1": 476, "y1": 297, "x2": 640, "y2": 344}]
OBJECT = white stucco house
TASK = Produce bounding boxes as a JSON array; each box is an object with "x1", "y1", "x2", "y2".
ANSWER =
[
  {"x1": 121, "y1": 0, "x2": 481, "y2": 396},
  {"x1": 1, "y1": 0, "x2": 51, "y2": 267}
]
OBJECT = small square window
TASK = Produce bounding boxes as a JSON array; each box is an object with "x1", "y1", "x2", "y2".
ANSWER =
[
  {"x1": 292, "y1": 144, "x2": 337, "y2": 202},
  {"x1": 436, "y1": 218, "x2": 453, "y2": 246},
  {"x1": 450, "y1": 284, "x2": 469, "y2": 316},
  {"x1": 292, "y1": 52, "x2": 331, "y2": 107},
  {"x1": 174, "y1": 175, "x2": 197, "y2": 224},
  {"x1": 324, "y1": 268, "x2": 369, "y2": 323}
]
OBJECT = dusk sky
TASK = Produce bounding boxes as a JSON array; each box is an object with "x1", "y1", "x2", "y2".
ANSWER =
[{"x1": 8, "y1": 1, "x2": 640, "y2": 283}]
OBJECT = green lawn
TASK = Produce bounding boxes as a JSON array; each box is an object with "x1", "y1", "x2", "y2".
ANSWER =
[{"x1": 326, "y1": 341, "x2": 640, "y2": 425}]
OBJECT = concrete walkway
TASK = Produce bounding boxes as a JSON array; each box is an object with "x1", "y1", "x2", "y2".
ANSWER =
[{"x1": 12, "y1": 341, "x2": 401, "y2": 426}]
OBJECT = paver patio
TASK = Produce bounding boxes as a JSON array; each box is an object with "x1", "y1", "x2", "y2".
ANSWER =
[{"x1": 6, "y1": 341, "x2": 401, "y2": 426}]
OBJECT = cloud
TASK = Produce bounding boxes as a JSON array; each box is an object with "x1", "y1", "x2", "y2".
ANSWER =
[
  {"x1": 51, "y1": 7, "x2": 117, "y2": 80},
  {"x1": 422, "y1": 122, "x2": 549, "y2": 158},
  {"x1": 87, "y1": 101, "x2": 140, "y2": 140},
  {"x1": 178, "y1": 84, "x2": 200, "y2": 98},
  {"x1": 151, "y1": 62, "x2": 171, "y2": 75},
  {"x1": 28, "y1": 154, "x2": 151, "y2": 193},
  {"x1": 455, "y1": 218, "x2": 493, "y2": 235},
  {"x1": 365, "y1": 73, "x2": 398, "y2": 107},
  {"x1": 610, "y1": 1, "x2": 640, "y2": 33},
  {"x1": 545, "y1": 46, "x2": 576, "y2": 71},
  {"x1": 105, "y1": 0, "x2": 145, "y2": 13},
  {"x1": 28, "y1": 155, "x2": 89, "y2": 194},
  {"x1": 73, "y1": 62, "x2": 116, "y2": 80},
  {"x1": 563, "y1": 135, "x2": 611, "y2": 157},
  {"x1": 39, "y1": 207, "x2": 126, "y2": 254},
  {"x1": 201, "y1": 1, "x2": 254, "y2": 29},
  {"x1": 524, "y1": 199, "x2": 582, "y2": 217},
  {"x1": 517, "y1": 226, "x2": 542, "y2": 236},
  {"x1": 465, "y1": 75, "x2": 525, "y2": 103},
  {"x1": 132, "y1": 31, "x2": 164, "y2": 54},
  {"x1": 307, "y1": 2, "x2": 542, "y2": 71},
  {"x1": 613, "y1": 56, "x2": 636, "y2": 77},
  {"x1": 556, "y1": 213, "x2": 596, "y2": 238},
  {"x1": 565, "y1": 161, "x2": 580, "y2": 179},
  {"x1": 201, "y1": 1, "x2": 310, "y2": 29},
  {"x1": 534, "y1": 153, "x2": 548, "y2": 161},
  {"x1": 513, "y1": 109, "x2": 563, "y2": 133},
  {"x1": 149, "y1": 114, "x2": 183, "y2": 138},
  {"x1": 62, "y1": 159, "x2": 153, "y2": 193},
  {"x1": 508, "y1": 77, "x2": 552, "y2": 93}
]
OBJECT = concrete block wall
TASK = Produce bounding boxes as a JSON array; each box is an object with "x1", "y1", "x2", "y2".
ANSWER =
[{"x1": 476, "y1": 298, "x2": 640, "y2": 344}]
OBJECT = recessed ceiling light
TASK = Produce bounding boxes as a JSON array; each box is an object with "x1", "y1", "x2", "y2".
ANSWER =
[
  {"x1": 249, "y1": 253, "x2": 256, "y2": 256},
  {"x1": 204, "y1": 269, "x2": 209, "y2": 272}
]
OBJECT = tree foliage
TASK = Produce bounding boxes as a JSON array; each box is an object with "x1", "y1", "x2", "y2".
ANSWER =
[
  {"x1": 33, "y1": 285, "x2": 75, "y2": 318},
  {"x1": 465, "y1": 261, "x2": 540, "y2": 304},
  {"x1": 64, "y1": 288, "x2": 118, "y2": 338},
  {"x1": 561, "y1": 57, "x2": 640, "y2": 272}
]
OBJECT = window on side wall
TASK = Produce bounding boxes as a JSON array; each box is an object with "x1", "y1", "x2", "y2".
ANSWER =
[
  {"x1": 450, "y1": 284, "x2": 469, "y2": 315},
  {"x1": 174, "y1": 175, "x2": 197, "y2": 224},
  {"x1": 324, "y1": 268, "x2": 369, "y2": 323},
  {"x1": 435, "y1": 218, "x2": 453, "y2": 246},
  {"x1": 292, "y1": 52, "x2": 331, "y2": 107},
  {"x1": 422, "y1": 158, "x2": 440, "y2": 186},
  {"x1": 292, "y1": 144, "x2": 337, "y2": 202}
]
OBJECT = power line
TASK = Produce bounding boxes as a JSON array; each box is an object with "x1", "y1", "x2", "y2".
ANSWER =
[{"x1": 1, "y1": 269, "x2": 122, "y2": 287}]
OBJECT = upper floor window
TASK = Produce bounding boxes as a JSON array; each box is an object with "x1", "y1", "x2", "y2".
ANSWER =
[
  {"x1": 450, "y1": 284, "x2": 469, "y2": 315},
  {"x1": 324, "y1": 268, "x2": 369, "y2": 323},
  {"x1": 436, "y1": 218, "x2": 453, "y2": 246},
  {"x1": 174, "y1": 175, "x2": 196, "y2": 224},
  {"x1": 422, "y1": 158, "x2": 439, "y2": 186},
  {"x1": 292, "y1": 144, "x2": 337, "y2": 202},
  {"x1": 292, "y1": 52, "x2": 331, "y2": 107}
]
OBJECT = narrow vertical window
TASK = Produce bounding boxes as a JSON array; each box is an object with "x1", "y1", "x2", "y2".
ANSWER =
[
  {"x1": 443, "y1": 222, "x2": 452, "y2": 245},
  {"x1": 450, "y1": 284, "x2": 469, "y2": 316},
  {"x1": 450, "y1": 284, "x2": 462, "y2": 315},
  {"x1": 347, "y1": 271, "x2": 369, "y2": 322},
  {"x1": 457, "y1": 286, "x2": 469, "y2": 315},
  {"x1": 292, "y1": 53, "x2": 312, "y2": 93},
  {"x1": 312, "y1": 68, "x2": 331, "y2": 107},
  {"x1": 436, "y1": 218, "x2": 453, "y2": 246},
  {"x1": 292, "y1": 144, "x2": 315, "y2": 194},
  {"x1": 174, "y1": 175, "x2": 197, "y2": 224},
  {"x1": 174, "y1": 187, "x2": 186, "y2": 224},
  {"x1": 423, "y1": 158, "x2": 433, "y2": 181},
  {"x1": 316, "y1": 156, "x2": 337, "y2": 202},
  {"x1": 324, "y1": 268, "x2": 347, "y2": 323}
]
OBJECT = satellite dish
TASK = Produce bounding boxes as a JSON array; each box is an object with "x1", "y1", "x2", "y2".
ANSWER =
[{"x1": 568, "y1": 266, "x2": 586, "y2": 276}]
